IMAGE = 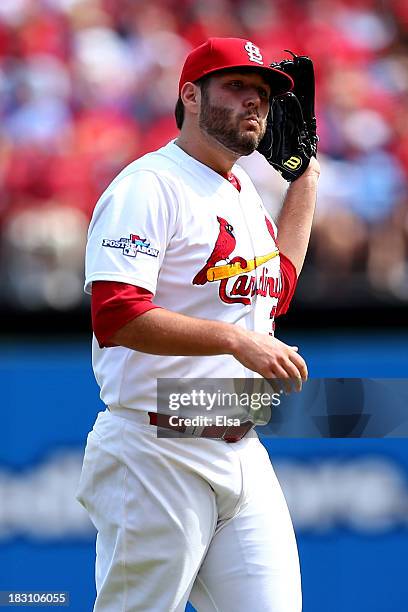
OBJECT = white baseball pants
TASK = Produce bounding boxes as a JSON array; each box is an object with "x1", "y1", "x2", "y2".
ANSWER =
[{"x1": 76, "y1": 409, "x2": 301, "y2": 612}]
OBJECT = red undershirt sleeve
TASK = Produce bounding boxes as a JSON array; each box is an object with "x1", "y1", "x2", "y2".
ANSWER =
[
  {"x1": 276, "y1": 252, "x2": 298, "y2": 317},
  {"x1": 91, "y1": 281, "x2": 161, "y2": 348}
]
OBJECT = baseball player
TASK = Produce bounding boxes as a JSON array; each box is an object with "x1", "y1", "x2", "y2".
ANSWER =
[{"x1": 77, "y1": 37, "x2": 320, "y2": 612}]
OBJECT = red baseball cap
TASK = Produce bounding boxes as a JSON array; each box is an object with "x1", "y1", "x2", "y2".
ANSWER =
[{"x1": 179, "y1": 37, "x2": 293, "y2": 96}]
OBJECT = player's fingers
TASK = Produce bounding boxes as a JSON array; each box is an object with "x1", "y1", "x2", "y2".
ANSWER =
[
  {"x1": 287, "y1": 350, "x2": 308, "y2": 381},
  {"x1": 278, "y1": 358, "x2": 304, "y2": 392},
  {"x1": 267, "y1": 364, "x2": 294, "y2": 394}
]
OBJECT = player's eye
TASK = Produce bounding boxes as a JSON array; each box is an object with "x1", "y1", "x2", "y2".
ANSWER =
[
  {"x1": 227, "y1": 80, "x2": 243, "y2": 88},
  {"x1": 258, "y1": 88, "x2": 270, "y2": 99}
]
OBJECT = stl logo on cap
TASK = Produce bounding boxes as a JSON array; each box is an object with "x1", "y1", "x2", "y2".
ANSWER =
[{"x1": 244, "y1": 41, "x2": 263, "y2": 65}]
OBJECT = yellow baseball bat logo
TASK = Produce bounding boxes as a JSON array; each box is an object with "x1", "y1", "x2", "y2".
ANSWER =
[
  {"x1": 283, "y1": 156, "x2": 302, "y2": 170},
  {"x1": 207, "y1": 250, "x2": 279, "y2": 281}
]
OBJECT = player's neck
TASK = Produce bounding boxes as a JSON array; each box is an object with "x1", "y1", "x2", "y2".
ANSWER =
[{"x1": 175, "y1": 128, "x2": 239, "y2": 176}]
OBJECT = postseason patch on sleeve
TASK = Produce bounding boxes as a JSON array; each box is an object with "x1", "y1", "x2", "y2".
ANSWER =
[{"x1": 102, "y1": 234, "x2": 159, "y2": 258}]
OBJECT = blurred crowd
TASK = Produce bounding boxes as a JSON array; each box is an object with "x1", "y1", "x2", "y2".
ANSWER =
[{"x1": 0, "y1": 0, "x2": 407, "y2": 311}]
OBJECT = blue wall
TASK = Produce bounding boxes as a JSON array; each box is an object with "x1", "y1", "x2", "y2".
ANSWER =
[{"x1": 1, "y1": 332, "x2": 408, "y2": 611}]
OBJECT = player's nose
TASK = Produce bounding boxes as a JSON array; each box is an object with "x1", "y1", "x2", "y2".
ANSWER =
[{"x1": 242, "y1": 88, "x2": 262, "y2": 110}]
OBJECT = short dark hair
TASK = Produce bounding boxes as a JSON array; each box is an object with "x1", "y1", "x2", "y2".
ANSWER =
[
  {"x1": 174, "y1": 97, "x2": 185, "y2": 130},
  {"x1": 174, "y1": 75, "x2": 211, "y2": 130}
]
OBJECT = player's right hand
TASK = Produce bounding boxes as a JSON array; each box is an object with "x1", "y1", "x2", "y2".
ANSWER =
[{"x1": 231, "y1": 330, "x2": 308, "y2": 393}]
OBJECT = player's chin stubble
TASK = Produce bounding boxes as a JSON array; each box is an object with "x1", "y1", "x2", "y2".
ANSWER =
[{"x1": 199, "y1": 96, "x2": 266, "y2": 156}]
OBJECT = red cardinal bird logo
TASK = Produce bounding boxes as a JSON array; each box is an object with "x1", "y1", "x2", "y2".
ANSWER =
[{"x1": 193, "y1": 216, "x2": 236, "y2": 285}]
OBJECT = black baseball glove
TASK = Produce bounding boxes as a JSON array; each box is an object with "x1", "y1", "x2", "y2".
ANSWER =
[{"x1": 257, "y1": 51, "x2": 318, "y2": 182}]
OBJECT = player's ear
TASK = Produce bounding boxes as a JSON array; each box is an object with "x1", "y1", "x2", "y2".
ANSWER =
[{"x1": 180, "y1": 82, "x2": 200, "y2": 116}]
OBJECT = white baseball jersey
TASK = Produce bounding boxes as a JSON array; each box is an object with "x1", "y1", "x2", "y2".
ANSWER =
[
  {"x1": 85, "y1": 140, "x2": 282, "y2": 411},
  {"x1": 80, "y1": 139, "x2": 302, "y2": 612}
]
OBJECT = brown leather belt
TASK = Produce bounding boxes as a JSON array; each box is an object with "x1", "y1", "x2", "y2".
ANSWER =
[{"x1": 148, "y1": 412, "x2": 254, "y2": 443}]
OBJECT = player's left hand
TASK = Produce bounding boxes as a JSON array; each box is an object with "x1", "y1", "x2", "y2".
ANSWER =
[{"x1": 257, "y1": 51, "x2": 318, "y2": 182}]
